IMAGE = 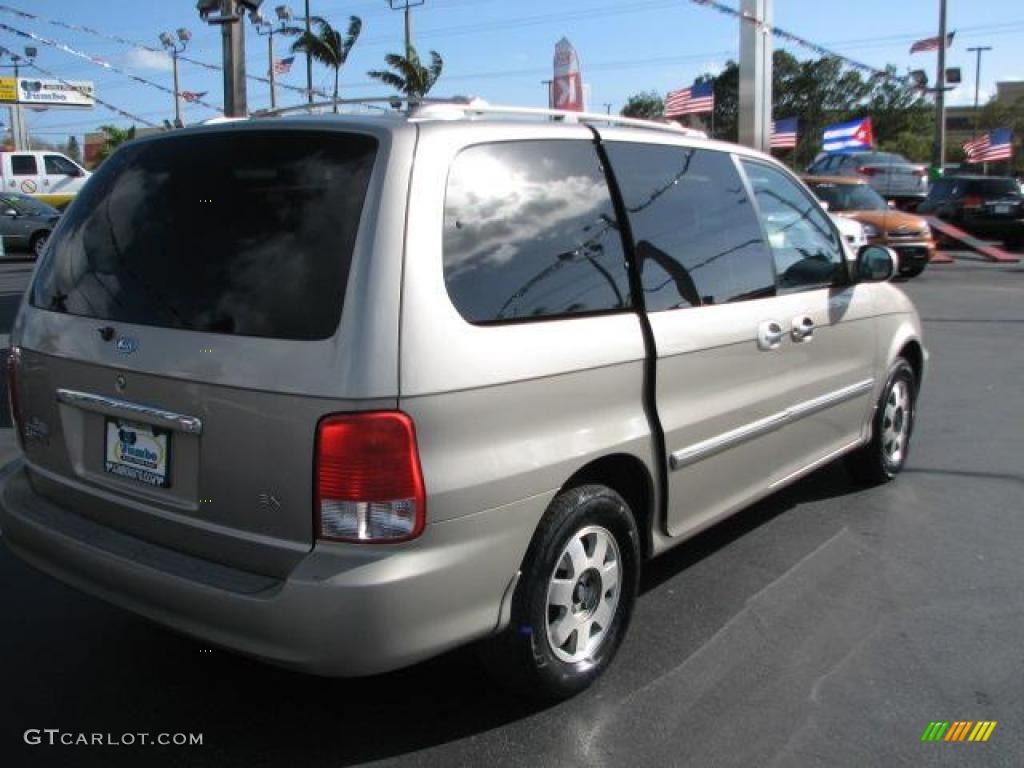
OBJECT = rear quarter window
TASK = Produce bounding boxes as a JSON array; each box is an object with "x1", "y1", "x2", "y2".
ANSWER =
[
  {"x1": 31, "y1": 130, "x2": 377, "y2": 340},
  {"x1": 442, "y1": 139, "x2": 631, "y2": 324}
]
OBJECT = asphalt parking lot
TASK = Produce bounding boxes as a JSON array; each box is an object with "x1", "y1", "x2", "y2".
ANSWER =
[{"x1": 0, "y1": 256, "x2": 1021, "y2": 768}]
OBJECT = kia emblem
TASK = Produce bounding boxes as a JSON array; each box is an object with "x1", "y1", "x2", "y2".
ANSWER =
[{"x1": 115, "y1": 336, "x2": 138, "y2": 354}]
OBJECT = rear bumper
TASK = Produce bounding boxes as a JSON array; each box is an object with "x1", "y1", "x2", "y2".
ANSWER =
[
  {"x1": 961, "y1": 216, "x2": 1024, "y2": 239},
  {"x1": 0, "y1": 463, "x2": 546, "y2": 676}
]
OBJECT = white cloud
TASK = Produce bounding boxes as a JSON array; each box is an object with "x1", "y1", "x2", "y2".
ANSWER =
[
  {"x1": 699, "y1": 60, "x2": 726, "y2": 77},
  {"x1": 946, "y1": 83, "x2": 996, "y2": 107},
  {"x1": 123, "y1": 49, "x2": 173, "y2": 73}
]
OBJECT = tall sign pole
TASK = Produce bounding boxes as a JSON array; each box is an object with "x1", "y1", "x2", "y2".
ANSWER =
[
  {"x1": 931, "y1": 0, "x2": 948, "y2": 171},
  {"x1": 738, "y1": 0, "x2": 772, "y2": 152},
  {"x1": 222, "y1": 0, "x2": 247, "y2": 116}
]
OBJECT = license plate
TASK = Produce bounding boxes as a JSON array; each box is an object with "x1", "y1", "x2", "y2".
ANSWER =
[
  {"x1": 104, "y1": 419, "x2": 171, "y2": 488},
  {"x1": 995, "y1": 203, "x2": 1012, "y2": 214}
]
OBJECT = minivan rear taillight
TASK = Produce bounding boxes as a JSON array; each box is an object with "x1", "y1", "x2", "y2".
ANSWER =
[
  {"x1": 315, "y1": 412, "x2": 426, "y2": 543},
  {"x1": 857, "y1": 166, "x2": 878, "y2": 176},
  {"x1": 962, "y1": 194, "x2": 984, "y2": 209}
]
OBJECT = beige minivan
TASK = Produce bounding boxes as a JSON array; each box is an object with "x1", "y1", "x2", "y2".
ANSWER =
[{"x1": 1, "y1": 102, "x2": 925, "y2": 701}]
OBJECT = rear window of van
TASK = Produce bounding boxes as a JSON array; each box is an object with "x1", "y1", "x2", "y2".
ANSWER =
[{"x1": 31, "y1": 130, "x2": 377, "y2": 340}]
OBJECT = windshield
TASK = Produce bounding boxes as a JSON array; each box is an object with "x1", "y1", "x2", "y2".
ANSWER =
[
  {"x1": 31, "y1": 130, "x2": 378, "y2": 340},
  {"x1": 810, "y1": 182, "x2": 888, "y2": 212},
  {"x1": 857, "y1": 152, "x2": 911, "y2": 165},
  {"x1": 969, "y1": 179, "x2": 1021, "y2": 198},
  {"x1": 4, "y1": 195, "x2": 58, "y2": 217}
]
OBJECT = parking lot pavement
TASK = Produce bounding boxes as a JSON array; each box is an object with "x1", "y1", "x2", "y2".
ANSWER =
[{"x1": 0, "y1": 259, "x2": 1021, "y2": 767}]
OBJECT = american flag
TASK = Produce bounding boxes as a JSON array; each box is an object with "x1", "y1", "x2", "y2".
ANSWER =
[
  {"x1": 770, "y1": 117, "x2": 799, "y2": 149},
  {"x1": 910, "y1": 31, "x2": 955, "y2": 54},
  {"x1": 180, "y1": 91, "x2": 207, "y2": 103},
  {"x1": 963, "y1": 128, "x2": 1014, "y2": 163},
  {"x1": 665, "y1": 82, "x2": 714, "y2": 117},
  {"x1": 272, "y1": 56, "x2": 295, "y2": 76}
]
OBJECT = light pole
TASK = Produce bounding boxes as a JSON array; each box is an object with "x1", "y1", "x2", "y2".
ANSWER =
[
  {"x1": 967, "y1": 45, "x2": 992, "y2": 140},
  {"x1": 387, "y1": 0, "x2": 425, "y2": 61},
  {"x1": 197, "y1": 0, "x2": 263, "y2": 117},
  {"x1": 931, "y1": 0, "x2": 948, "y2": 172},
  {"x1": 251, "y1": 7, "x2": 291, "y2": 110},
  {"x1": 159, "y1": 28, "x2": 191, "y2": 126},
  {"x1": 0, "y1": 46, "x2": 35, "y2": 150}
]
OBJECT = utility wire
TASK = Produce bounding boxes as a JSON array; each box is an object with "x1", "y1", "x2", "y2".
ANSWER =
[
  {"x1": 0, "y1": 22, "x2": 224, "y2": 112},
  {"x1": 0, "y1": 5, "x2": 329, "y2": 101},
  {"x1": 23, "y1": 59, "x2": 158, "y2": 127}
]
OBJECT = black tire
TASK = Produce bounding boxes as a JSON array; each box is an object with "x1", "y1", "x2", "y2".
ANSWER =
[
  {"x1": 479, "y1": 484, "x2": 640, "y2": 702},
  {"x1": 30, "y1": 231, "x2": 50, "y2": 260},
  {"x1": 900, "y1": 264, "x2": 926, "y2": 278},
  {"x1": 846, "y1": 358, "x2": 917, "y2": 486}
]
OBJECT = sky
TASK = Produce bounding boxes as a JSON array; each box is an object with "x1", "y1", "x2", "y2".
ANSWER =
[{"x1": 5, "y1": 0, "x2": 1024, "y2": 146}]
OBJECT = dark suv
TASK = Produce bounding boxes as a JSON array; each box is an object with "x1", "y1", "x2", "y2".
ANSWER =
[{"x1": 918, "y1": 176, "x2": 1024, "y2": 249}]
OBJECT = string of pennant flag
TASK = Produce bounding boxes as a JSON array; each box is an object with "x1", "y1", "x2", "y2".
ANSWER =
[
  {"x1": 688, "y1": 0, "x2": 913, "y2": 85},
  {"x1": 0, "y1": 21, "x2": 224, "y2": 113},
  {"x1": 0, "y1": 4, "x2": 330, "y2": 101},
  {"x1": 19, "y1": 59, "x2": 159, "y2": 127}
]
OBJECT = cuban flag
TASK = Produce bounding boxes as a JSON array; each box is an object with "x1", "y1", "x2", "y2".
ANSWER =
[{"x1": 822, "y1": 117, "x2": 874, "y2": 153}]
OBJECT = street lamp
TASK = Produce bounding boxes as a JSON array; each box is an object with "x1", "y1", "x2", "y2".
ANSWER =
[
  {"x1": 159, "y1": 27, "x2": 191, "y2": 126},
  {"x1": 0, "y1": 45, "x2": 36, "y2": 150},
  {"x1": 250, "y1": 7, "x2": 290, "y2": 110}
]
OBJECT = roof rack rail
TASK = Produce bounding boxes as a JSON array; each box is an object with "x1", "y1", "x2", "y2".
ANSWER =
[{"x1": 254, "y1": 97, "x2": 708, "y2": 138}]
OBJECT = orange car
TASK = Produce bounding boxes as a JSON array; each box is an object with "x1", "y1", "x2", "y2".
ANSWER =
[{"x1": 803, "y1": 176, "x2": 936, "y2": 278}]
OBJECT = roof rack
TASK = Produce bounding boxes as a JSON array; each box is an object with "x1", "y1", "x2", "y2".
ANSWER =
[{"x1": 254, "y1": 97, "x2": 708, "y2": 138}]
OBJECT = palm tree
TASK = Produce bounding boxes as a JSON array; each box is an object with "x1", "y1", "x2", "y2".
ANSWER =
[
  {"x1": 367, "y1": 47, "x2": 444, "y2": 100},
  {"x1": 288, "y1": 15, "x2": 362, "y2": 112},
  {"x1": 93, "y1": 125, "x2": 137, "y2": 166}
]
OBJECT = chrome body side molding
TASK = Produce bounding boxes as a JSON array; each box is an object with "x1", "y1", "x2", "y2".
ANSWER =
[{"x1": 670, "y1": 378, "x2": 874, "y2": 471}]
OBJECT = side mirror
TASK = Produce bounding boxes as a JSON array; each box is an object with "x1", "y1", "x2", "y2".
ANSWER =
[
  {"x1": 856, "y1": 245, "x2": 896, "y2": 282},
  {"x1": 2, "y1": 208, "x2": 17, "y2": 217},
  {"x1": 819, "y1": 200, "x2": 830, "y2": 212}
]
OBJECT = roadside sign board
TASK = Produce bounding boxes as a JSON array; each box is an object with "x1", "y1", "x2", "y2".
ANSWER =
[{"x1": 0, "y1": 77, "x2": 95, "y2": 108}]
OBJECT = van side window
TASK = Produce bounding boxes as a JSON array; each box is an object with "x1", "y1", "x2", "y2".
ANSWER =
[
  {"x1": 44, "y1": 155, "x2": 81, "y2": 176},
  {"x1": 11, "y1": 155, "x2": 37, "y2": 175},
  {"x1": 443, "y1": 140, "x2": 631, "y2": 323},
  {"x1": 741, "y1": 159, "x2": 846, "y2": 293},
  {"x1": 604, "y1": 143, "x2": 774, "y2": 309}
]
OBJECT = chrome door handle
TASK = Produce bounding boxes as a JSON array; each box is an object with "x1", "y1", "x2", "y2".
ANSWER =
[
  {"x1": 791, "y1": 315, "x2": 815, "y2": 342},
  {"x1": 757, "y1": 320, "x2": 784, "y2": 351}
]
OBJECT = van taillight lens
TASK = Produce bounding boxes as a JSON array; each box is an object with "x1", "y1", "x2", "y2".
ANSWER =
[
  {"x1": 857, "y1": 166, "x2": 878, "y2": 176},
  {"x1": 6, "y1": 346, "x2": 21, "y2": 443},
  {"x1": 962, "y1": 194, "x2": 984, "y2": 209},
  {"x1": 315, "y1": 412, "x2": 425, "y2": 543}
]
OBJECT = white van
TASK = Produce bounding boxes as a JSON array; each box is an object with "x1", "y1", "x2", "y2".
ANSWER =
[{"x1": 0, "y1": 151, "x2": 90, "y2": 209}]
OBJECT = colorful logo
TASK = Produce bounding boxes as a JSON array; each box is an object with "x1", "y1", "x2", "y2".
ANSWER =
[{"x1": 921, "y1": 721, "x2": 997, "y2": 742}]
